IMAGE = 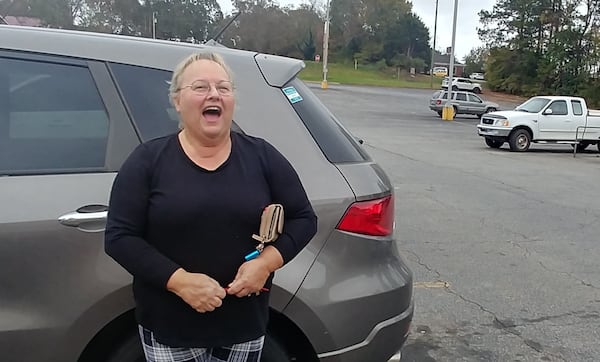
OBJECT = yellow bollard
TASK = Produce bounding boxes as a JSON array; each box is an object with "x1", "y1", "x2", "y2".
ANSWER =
[
  {"x1": 441, "y1": 104, "x2": 454, "y2": 121},
  {"x1": 321, "y1": 80, "x2": 328, "y2": 89}
]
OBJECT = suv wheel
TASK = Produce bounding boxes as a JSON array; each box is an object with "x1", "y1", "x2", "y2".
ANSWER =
[
  {"x1": 508, "y1": 129, "x2": 531, "y2": 152},
  {"x1": 261, "y1": 334, "x2": 291, "y2": 362},
  {"x1": 105, "y1": 331, "x2": 144, "y2": 362},
  {"x1": 452, "y1": 85, "x2": 459, "y2": 91},
  {"x1": 473, "y1": 87, "x2": 481, "y2": 94}
]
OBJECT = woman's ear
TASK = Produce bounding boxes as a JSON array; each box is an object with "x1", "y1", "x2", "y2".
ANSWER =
[{"x1": 172, "y1": 95, "x2": 181, "y2": 112}]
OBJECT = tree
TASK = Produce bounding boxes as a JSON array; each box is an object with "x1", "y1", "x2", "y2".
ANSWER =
[
  {"x1": 478, "y1": 0, "x2": 600, "y2": 99},
  {"x1": 463, "y1": 47, "x2": 487, "y2": 76},
  {"x1": 1, "y1": 0, "x2": 87, "y2": 28}
]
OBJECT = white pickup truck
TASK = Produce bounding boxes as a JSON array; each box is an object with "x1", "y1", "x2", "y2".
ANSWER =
[{"x1": 477, "y1": 95, "x2": 600, "y2": 152}]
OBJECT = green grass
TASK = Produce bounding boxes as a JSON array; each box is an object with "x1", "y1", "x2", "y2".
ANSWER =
[{"x1": 298, "y1": 60, "x2": 443, "y2": 89}]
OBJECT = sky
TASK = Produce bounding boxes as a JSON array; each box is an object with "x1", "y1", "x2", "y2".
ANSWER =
[{"x1": 217, "y1": 0, "x2": 497, "y2": 61}]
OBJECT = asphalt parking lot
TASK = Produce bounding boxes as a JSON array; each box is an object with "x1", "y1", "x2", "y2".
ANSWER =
[{"x1": 309, "y1": 84, "x2": 600, "y2": 362}]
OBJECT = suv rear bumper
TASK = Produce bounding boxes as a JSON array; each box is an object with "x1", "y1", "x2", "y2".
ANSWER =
[
  {"x1": 285, "y1": 232, "x2": 414, "y2": 362},
  {"x1": 317, "y1": 300, "x2": 413, "y2": 362}
]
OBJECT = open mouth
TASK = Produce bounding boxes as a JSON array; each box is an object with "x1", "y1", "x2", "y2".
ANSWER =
[{"x1": 203, "y1": 106, "x2": 222, "y2": 121}]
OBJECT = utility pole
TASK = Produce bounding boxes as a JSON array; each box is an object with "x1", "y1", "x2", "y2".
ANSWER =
[
  {"x1": 442, "y1": 0, "x2": 459, "y2": 121},
  {"x1": 152, "y1": 11, "x2": 157, "y2": 39},
  {"x1": 321, "y1": 0, "x2": 330, "y2": 89},
  {"x1": 429, "y1": 0, "x2": 439, "y2": 89}
]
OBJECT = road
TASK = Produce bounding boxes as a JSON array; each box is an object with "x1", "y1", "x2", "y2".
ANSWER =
[{"x1": 308, "y1": 84, "x2": 600, "y2": 362}]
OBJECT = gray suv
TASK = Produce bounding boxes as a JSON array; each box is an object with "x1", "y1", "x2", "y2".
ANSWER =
[
  {"x1": 0, "y1": 25, "x2": 413, "y2": 362},
  {"x1": 429, "y1": 90, "x2": 499, "y2": 118}
]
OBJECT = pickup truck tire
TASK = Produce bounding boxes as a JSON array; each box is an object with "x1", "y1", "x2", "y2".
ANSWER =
[
  {"x1": 572, "y1": 142, "x2": 590, "y2": 152},
  {"x1": 485, "y1": 137, "x2": 503, "y2": 148},
  {"x1": 508, "y1": 129, "x2": 531, "y2": 152}
]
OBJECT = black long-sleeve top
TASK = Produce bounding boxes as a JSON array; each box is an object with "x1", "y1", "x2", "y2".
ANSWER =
[{"x1": 104, "y1": 131, "x2": 317, "y2": 347}]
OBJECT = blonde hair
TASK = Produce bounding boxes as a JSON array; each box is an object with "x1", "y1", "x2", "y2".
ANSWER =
[{"x1": 169, "y1": 52, "x2": 233, "y2": 104}]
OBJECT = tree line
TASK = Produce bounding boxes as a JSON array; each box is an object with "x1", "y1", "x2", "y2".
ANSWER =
[
  {"x1": 0, "y1": 0, "x2": 432, "y2": 73},
  {"x1": 475, "y1": 0, "x2": 600, "y2": 106}
]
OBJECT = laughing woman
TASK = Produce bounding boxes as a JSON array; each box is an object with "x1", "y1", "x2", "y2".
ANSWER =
[{"x1": 104, "y1": 52, "x2": 317, "y2": 362}]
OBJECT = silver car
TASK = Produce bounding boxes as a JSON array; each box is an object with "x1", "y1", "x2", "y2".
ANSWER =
[
  {"x1": 0, "y1": 25, "x2": 413, "y2": 362},
  {"x1": 429, "y1": 90, "x2": 499, "y2": 118}
]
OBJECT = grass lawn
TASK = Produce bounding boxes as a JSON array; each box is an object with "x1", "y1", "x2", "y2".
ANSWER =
[{"x1": 298, "y1": 60, "x2": 444, "y2": 89}]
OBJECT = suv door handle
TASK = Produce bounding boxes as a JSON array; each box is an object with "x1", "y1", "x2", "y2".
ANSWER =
[{"x1": 58, "y1": 204, "x2": 108, "y2": 229}]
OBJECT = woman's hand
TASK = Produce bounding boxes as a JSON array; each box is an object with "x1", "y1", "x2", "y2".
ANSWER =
[
  {"x1": 167, "y1": 268, "x2": 226, "y2": 312},
  {"x1": 227, "y1": 246, "x2": 283, "y2": 297},
  {"x1": 226, "y1": 259, "x2": 271, "y2": 297}
]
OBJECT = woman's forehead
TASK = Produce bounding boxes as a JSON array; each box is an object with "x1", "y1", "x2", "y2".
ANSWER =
[{"x1": 182, "y1": 59, "x2": 229, "y2": 80}]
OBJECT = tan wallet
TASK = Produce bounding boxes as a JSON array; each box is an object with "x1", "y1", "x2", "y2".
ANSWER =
[{"x1": 252, "y1": 204, "x2": 284, "y2": 244}]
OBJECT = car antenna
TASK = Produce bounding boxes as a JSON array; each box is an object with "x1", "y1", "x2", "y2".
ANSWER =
[{"x1": 205, "y1": 11, "x2": 241, "y2": 44}]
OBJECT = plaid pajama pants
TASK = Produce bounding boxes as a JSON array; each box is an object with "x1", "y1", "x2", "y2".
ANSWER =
[{"x1": 138, "y1": 325, "x2": 264, "y2": 362}]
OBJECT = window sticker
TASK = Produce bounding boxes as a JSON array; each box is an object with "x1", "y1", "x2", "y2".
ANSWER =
[{"x1": 283, "y1": 86, "x2": 303, "y2": 104}]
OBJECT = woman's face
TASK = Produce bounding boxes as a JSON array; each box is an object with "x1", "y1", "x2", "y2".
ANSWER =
[{"x1": 173, "y1": 59, "x2": 234, "y2": 141}]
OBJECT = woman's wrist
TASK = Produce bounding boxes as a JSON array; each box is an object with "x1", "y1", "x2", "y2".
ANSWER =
[
  {"x1": 258, "y1": 246, "x2": 284, "y2": 273},
  {"x1": 166, "y1": 267, "x2": 187, "y2": 293}
]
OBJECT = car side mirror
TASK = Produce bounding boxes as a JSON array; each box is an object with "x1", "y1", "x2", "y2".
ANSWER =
[{"x1": 543, "y1": 108, "x2": 553, "y2": 115}]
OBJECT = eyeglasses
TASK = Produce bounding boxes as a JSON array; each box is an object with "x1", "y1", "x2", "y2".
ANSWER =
[{"x1": 177, "y1": 80, "x2": 234, "y2": 96}]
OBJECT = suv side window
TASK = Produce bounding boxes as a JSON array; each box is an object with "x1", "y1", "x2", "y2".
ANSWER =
[
  {"x1": 109, "y1": 63, "x2": 179, "y2": 141},
  {"x1": 109, "y1": 63, "x2": 245, "y2": 141},
  {"x1": 0, "y1": 56, "x2": 109, "y2": 175},
  {"x1": 455, "y1": 92, "x2": 467, "y2": 101},
  {"x1": 468, "y1": 94, "x2": 482, "y2": 103}
]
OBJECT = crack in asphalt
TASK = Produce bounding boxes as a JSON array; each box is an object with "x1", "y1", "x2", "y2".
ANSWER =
[
  {"x1": 405, "y1": 249, "x2": 442, "y2": 280},
  {"x1": 504, "y1": 238, "x2": 598, "y2": 290},
  {"x1": 538, "y1": 260, "x2": 599, "y2": 290},
  {"x1": 406, "y1": 248, "x2": 569, "y2": 361}
]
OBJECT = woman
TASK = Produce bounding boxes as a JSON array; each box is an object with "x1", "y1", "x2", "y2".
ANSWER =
[{"x1": 105, "y1": 52, "x2": 317, "y2": 362}]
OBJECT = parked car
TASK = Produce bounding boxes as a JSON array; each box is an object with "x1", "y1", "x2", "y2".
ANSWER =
[
  {"x1": 441, "y1": 77, "x2": 483, "y2": 93},
  {"x1": 429, "y1": 90, "x2": 499, "y2": 118},
  {"x1": 469, "y1": 72, "x2": 485, "y2": 80},
  {"x1": 432, "y1": 66, "x2": 448, "y2": 77},
  {"x1": 0, "y1": 25, "x2": 413, "y2": 362}
]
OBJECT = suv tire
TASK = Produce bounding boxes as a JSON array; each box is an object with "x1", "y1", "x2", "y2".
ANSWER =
[
  {"x1": 105, "y1": 331, "x2": 144, "y2": 362},
  {"x1": 473, "y1": 87, "x2": 481, "y2": 94},
  {"x1": 261, "y1": 334, "x2": 291, "y2": 362}
]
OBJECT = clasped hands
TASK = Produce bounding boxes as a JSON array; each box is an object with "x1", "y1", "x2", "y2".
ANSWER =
[{"x1": 167, "y1": 259, "x2": 271, "y2": 313}]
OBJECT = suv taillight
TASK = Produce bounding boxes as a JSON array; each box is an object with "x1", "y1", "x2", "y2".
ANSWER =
[
  {"x1": 436, "y1": 100, "x2": 442, "y2": 105},
  {"x1": 336, "y1": 195, "x2": 394, "y2": 236}
]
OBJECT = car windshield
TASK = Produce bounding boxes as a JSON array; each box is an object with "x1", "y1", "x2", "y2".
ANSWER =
[{"x1": 515, "y1": 97, "x2": 551, "y2": 113}]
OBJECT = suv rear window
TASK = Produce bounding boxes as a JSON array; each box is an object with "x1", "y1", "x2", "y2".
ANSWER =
[{"x1": 285, "y1": 79, "x2": 369, "y2": 163}]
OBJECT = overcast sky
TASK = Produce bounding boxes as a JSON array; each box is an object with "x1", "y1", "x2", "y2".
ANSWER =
[{"x1": 217, "y1": 0, "x2": 497, "y2": 60}]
